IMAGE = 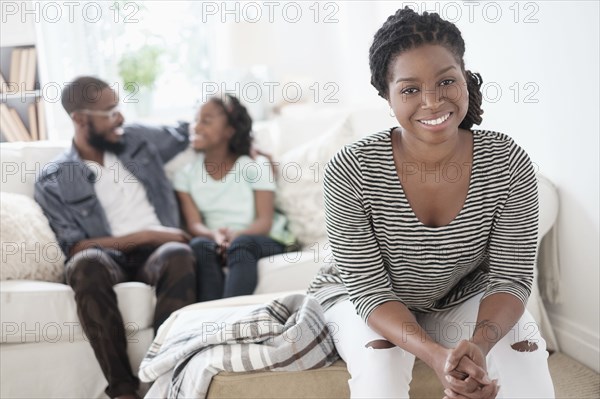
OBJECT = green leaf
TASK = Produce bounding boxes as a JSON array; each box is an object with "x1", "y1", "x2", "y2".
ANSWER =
[{"x1": 118, "y1": 45, "x2": 162, "y2": 92}]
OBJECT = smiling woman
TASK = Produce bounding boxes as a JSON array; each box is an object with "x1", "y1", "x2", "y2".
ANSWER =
[
  {"x1": 307, "y1": 7, "x2": 555, "y2": 399},
  {"x1": 387, "y1": 44, "x2": 473, "y2": 228}
]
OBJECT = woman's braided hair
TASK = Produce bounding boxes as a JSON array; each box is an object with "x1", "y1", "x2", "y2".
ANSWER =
[
  {"x1": 209, "y1": 94, "x2": 253, "y2": 156},
  {"x1": 369, "y1": 7, "x2": 483, "y2": 129}
]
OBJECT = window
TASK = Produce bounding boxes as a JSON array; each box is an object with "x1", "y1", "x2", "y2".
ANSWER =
[{"x1": 37, "y1": 1, "x2": 212, "y2": 140}]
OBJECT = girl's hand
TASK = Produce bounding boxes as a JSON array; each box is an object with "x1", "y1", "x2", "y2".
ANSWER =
[
  {"x1": 219, "y1": 227, "x2": 239, "y2": 249},
  {"x1": 213, "y1": 229, "x2": 228, "y2": 259},
  {"x1": 214, "y1": 228, "x2": 239, "y2": 264}
]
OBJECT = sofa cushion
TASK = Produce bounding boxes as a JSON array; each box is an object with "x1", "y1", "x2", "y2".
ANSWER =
[
  {"x1": 0, "y1": 141, "x2": 70, "y2": 198},
  {"x1": 275, "y1": 117, "x2": 354, "y2": 247},
  {"x1": 271, "y1": 104, "x2": 349, "y2": 157},
  {"x1": 0, "y1": 192, "x2": 65, "y2": 283},
  {"x1": 254, "y1": 247, "x2": 332, "y2": 295},
  {"x1": 0, "y1": 280, "x2": 155, "y2": 343}
]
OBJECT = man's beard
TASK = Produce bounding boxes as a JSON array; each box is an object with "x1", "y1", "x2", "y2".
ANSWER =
[{"x1": 87, "y1": 121, "x2": 125, "y2": 154}]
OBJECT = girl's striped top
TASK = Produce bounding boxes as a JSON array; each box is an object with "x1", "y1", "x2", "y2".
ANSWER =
[{"x1": 307, "y1": 128, "x2": 539, "y2": 322}]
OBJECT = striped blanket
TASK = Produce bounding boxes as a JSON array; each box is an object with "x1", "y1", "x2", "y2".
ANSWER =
[{"x1": 139, "y1": 293, "x2": 339, "y2": 398}]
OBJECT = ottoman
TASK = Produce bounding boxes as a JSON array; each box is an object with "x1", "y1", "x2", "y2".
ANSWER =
[
  {"x1": 207, "y1": 358, "x2": 444, "y2": 398},
  {"x1": 147, "y1": 292, "x2": 444, "y2": 399}
]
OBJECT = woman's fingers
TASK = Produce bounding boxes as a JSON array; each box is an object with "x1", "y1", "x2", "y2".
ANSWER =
[
  {"x1": 478, "y1": 379, "x2": 500, "y2": 399},
  {"x1": 462, "y1": 376, "x2": 480, "y2": 393},
  {"x1": 440, "y1": 343, "x2": 497, "y2": 399},
  {"x1": 456, "y1": 356, "x2": 492, "y2": 385},
  {"x1": 445, "y1": 374, "x2": 478, "y2": 397},
  {"x1": 448, "y1": 369, "x2": 469, "y2": 380},
  {"x1": 446, "y1": 355, "x2": 491, "y2": 388},
  {"x1": 445, "y1": 340, "x2": 486, "y2": 374},
  {"x1": 445, "y1": 340, "x2": 469, "y2": 372}
]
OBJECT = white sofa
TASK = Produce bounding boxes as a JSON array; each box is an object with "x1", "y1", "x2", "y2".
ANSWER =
[{"x1": 0, "y1": 104, "x2": 559, "y2": 398}]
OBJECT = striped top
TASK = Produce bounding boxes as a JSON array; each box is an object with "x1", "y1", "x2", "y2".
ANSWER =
[{"x1": 307, "y1": 128, "x2": 539, "y2": 322}]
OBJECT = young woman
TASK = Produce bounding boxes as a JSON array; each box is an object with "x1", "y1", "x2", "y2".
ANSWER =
[
  {"x1": 174, "y1": 94, "x2": 293, "y2": 302},
  {"x1": 308, "y1": 8, "x2": 554, "y2": 399}
]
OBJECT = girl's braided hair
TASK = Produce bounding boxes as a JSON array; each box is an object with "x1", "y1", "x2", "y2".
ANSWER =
[{"x1": 209, "y1": 94, "x2": 253, "y2": 156}]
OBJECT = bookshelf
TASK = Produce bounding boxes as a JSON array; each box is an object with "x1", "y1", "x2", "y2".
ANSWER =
[{"x1": 0, "y1": 45, "x2": 47, "y2": 142}]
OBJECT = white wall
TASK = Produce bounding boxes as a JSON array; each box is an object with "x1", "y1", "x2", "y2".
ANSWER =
[
  {"x1": 214, "y1": 1, "x2": 600, "y2": 371},
  {"x1": 459, "y1": 1, "x2": 600, "y2": 372},
  {"x1": 0, "y1": 6, "x2": 35, "y2": 46}
]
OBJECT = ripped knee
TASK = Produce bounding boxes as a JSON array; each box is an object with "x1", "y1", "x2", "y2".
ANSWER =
[
  {"x1": 511, "y1": 340, "x2": 538, "y2": 352},
  {"x1": 365, "y1": 339, "x2": 395, "y2": 349}
]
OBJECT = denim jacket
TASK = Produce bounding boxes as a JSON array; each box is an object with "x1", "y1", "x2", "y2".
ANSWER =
[{"x1": 34, "y1": 123, "x2": 189, "y2": 257}]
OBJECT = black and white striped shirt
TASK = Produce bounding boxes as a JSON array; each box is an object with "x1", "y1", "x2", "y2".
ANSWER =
[{"x1": 307, "y1": 129, "x2": 538, "y2": 322}]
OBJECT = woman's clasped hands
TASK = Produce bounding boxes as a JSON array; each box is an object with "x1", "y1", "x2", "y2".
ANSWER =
[{"x1": 437, "y1": 340, "x2": 500, "y2": 399}]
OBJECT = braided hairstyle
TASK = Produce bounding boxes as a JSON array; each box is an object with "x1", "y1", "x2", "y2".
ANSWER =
[
  {"x1": 369, "y1": 7, "x2": 483, "y2": 129},
  {"x1": 208, "y1": 94, "x2": 253, "y2": 156}
]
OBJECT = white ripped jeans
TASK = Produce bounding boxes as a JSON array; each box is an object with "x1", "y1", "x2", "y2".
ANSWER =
[{"x1": 326, "y1": 293, "x2": 555, "y2": 399}]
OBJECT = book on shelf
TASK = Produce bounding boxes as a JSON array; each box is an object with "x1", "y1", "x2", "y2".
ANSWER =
[
  {"x1": 28, "y1": 103, "x2": 39, "y2": 141},
  {"x1": 4, "y1": 47, "x2": 37, "y2": 92},
  {"x1": 10, "y1": 108, "x2": 31, "y2": 141},
  {"x1": 0, "y1": 103, "x2": 35, "y2": 142},
  {"x1": 18, "y1": 49, "x2": 28, "y2": 91},
  {"x1": 37, "y1": 100, "x2": 47, "y2": 140},
  {"x1": 1, "y1": 103, "x2": 21, "y2": 141},
  {"x1": 0, "y1": 104, "x2": 19, "y2": 142},
  {"x1": 25, "y1": 48, "x2": 37, "y2": 91},
  {"x1": 9, "y1": 48, "x2": 21, "y2": 88},
  {"x1": 1, "y1": 45, "x2": 45, "y2": 142}
]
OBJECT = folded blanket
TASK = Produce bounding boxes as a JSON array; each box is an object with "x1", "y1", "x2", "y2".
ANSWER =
[{"x1": 139, "y1": 293, "x2": 339, "y2": 398}]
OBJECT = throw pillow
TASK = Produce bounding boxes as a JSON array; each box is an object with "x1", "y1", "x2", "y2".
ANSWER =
[
  {"x1": 0, "y1": 192, "x2": 65, "y2": 282},
  {"x1": 275, "y1": 116, "x2": 354, "y2": 247}
]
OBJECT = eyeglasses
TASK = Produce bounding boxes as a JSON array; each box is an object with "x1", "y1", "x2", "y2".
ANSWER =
[{"x1": 75, "y1": 105, "x2": 122, "y2": 120}]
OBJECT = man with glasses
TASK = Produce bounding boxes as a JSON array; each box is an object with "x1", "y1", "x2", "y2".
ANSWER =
[{"x1": 34, "y1": 76, "x2": 197, "y2": 399}]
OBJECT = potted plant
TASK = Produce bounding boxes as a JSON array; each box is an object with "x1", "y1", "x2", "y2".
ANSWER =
[{"x1": 118, "y1": 44, "x2": 162, "y2": 116}]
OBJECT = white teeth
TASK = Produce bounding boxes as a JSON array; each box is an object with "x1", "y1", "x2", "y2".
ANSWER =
[
  {"x1": 114, "y1": 127, "x2": 124, "y2": 135},
  {"x1": 420, "y1": 113, "x2": 450, "y2": 126}
]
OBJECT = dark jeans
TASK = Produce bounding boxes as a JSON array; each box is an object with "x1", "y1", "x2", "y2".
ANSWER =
[
  {"x1": 190, "y1": 234, "x2": 286, "y2": 302},
  {"x1": 65, "y1": 243, "x2": 196, "y2": 398}
]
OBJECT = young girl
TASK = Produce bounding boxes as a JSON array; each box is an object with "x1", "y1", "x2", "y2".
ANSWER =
[
  {"x1": 174, "y1": 94, "x2": 293, "y2": 302},
  {"x1": 308, "y1": 8, "x2": 554, "y2": 399}
]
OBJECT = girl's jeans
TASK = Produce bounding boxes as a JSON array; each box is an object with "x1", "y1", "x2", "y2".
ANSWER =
[{"x1": 190, "y1": 234, "x2": 286, "y2": 301}]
